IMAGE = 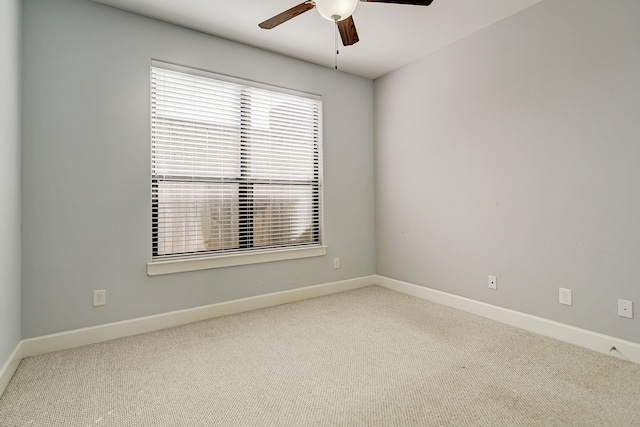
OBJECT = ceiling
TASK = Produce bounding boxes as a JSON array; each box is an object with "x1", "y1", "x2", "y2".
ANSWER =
[{"x1": 91, "y1": 0, "x2": 543, "y2": 79}]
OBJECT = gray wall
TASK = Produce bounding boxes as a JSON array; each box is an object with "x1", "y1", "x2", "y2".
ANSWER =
[
  {"x1": 22, "y1": 0, "x2": 375, "y2": 338},
  {"x1": 0, "y1": 0, "x2": 22, "y2": 364},
  {"x1": 375, "y1": 0, "x2": 640, "y2": 343}
]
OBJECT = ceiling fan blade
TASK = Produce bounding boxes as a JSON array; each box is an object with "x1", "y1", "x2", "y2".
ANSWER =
[
  {"x1": 259, "y1": 2, "x2": 316, "y2": 29},
  {"x1": 337, "y1": 16, "x2": 359, "y2": 46},
  {"x1": 361, "y1": 0, "x2": 434, "y2": 5}
]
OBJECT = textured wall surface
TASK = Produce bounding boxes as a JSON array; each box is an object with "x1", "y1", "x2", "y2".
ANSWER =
[
  {"x1": 375, "y1": 0, "x2": 640, "y2": 343},
  {"x1": 22, "y1": 0, "x2": 375, "y2": 338},
  {"x1": 0, "y1": 0, "x2": 22, "y2": 364}
]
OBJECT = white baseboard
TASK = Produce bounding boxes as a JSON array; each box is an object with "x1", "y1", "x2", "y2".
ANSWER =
[
  {"x1": 1, "y1": 276, "x2": 374, "y2": 398},
  {"x1": 6, "y1": 273, "x2": 635, "y2": 400},
  {"x1": 20, "y1": 276, "x2": 375, "y2": 359},
  {"x1": 375, "y1": 275, "x2": 640, "y2": 365},
  {"x1": 0, "y1": 341, "x2": 23, "y2": 398}
]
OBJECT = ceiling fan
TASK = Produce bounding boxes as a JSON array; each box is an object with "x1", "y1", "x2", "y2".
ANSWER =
[{"x1": 259, "y1": 0, "x2": 434, "y2": 47}]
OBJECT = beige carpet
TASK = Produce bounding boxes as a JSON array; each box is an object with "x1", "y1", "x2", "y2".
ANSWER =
[{"x1": 1, "y1": 285, "x2": 639, "y2": 426}]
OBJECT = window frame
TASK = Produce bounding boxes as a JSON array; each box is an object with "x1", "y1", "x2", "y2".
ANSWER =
[{"x1": 147, "y1": 61, "x2": 326, "y2": 276}]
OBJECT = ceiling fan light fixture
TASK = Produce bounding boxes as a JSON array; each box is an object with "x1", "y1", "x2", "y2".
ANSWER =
[{"x1": 315, "y1": 0, "x2": 358, "y2": 22}]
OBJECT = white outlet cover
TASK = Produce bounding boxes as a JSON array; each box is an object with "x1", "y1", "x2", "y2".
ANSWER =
[
  {"x1": 488, "y1": 276, "x2": 497, "y2": 290},
  {"x1": 618, "y1": 299, "x2": 633, "y2": 319},
  {"x1": 93, "y1": 289, "x2": 106, "y2": 307},
  {"x1": 559, "y1": 288, "x2": 572, "y2": 306}
]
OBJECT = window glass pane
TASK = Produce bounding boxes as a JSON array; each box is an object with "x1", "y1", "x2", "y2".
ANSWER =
[
  {"x1": 253, "y1": 185, "x2": 314, "y2": 248},
  {"x1": 154, "y1": 182, "x2": 239, "y2": 256},
  {"x1": 152, "y1": 67, "x2": 242, "y2": 179},
  {"x1": 245, "y1": 89, "x2": 317, "y2": 181}
]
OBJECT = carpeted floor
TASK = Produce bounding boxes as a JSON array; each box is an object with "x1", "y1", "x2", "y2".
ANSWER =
[{"x1": 1, "y1": 285, "x2": 639, "y2": 426}]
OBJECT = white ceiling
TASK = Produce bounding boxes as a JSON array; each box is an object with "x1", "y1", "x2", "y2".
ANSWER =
[{"x1": 91, "y1": 0, "x2": 543, "y2": 79}]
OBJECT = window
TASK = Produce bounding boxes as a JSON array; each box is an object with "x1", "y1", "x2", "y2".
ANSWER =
[{"x1": 149, "y1": 61, "x2": 324, "y2": 274}]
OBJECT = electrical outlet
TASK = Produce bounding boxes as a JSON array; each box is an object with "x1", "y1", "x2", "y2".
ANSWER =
[
  {"x1": 488, "y1": 275, "x2": 497, "y2": 290},
  {"x1": 618, "y1": 299, "x2": 633, "y2": 319},
  {"x1": 93, "y1": 289, "x2": 106, "y2": 307},
  {"x1": 333, "y1": 258, "x2": 340, "y2": 269},
  {"x1": 559, "y1": 288, "x2": 572, "y2": 306}
]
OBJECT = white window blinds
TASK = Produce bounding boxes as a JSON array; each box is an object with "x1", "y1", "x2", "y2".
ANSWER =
[{"x1": 151, "y1": 62, "x2": 322, "y2": 260}]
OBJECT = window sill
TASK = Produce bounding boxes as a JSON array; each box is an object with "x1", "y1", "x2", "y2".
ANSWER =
[{"x1": 147, "y1": 246, "x2": 327, "y2": 276}]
